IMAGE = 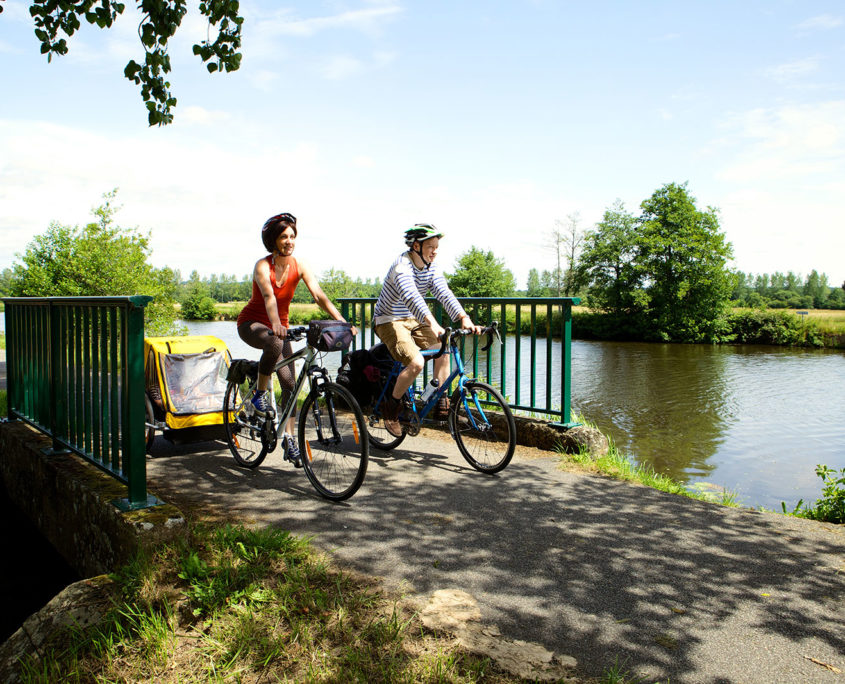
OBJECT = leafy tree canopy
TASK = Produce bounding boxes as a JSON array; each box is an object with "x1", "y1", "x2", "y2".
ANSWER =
[
  {"x1": 448, "y1": 247, "x2": 516, "y2": 298},
  {"x1": 638, "y1": 182, "x2": 735, "y2": 339},
  {"x1": 576, "y1": 199, "x2": 642, "y2": 315},
  {"x1": 9, "y1": 189, "x2": 182, "y2": 335},
  {"x1": 24, "y1": 0, "x2": 244, "y2": 125},
  {"x1": 576, "y1": 184, "x2": 735, "y2": 342}
]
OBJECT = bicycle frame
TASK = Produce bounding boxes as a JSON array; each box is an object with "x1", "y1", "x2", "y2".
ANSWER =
[
  {"x1": 374, "y1": 340, "x2": 490, "y2": 429},
  {"x1": 235, "y1": 342, "x2": 325, "y2": 440}
]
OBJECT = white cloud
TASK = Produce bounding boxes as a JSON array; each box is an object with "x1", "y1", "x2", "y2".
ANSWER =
[
  {"x1": 1, "y1": 0, "x2": 32, "y2": 23},
  {"x1": 247, "y1": 69, "x2": 280, "y2": 92},
  {"x1": 766, "y1": 57, "x2": 820, "y2": 83},
  {"x1": 714, "y1": 102, "x2": 845, "y2": 183},
  {"x1": 177, "y1": 106, "x2": 233, "y2": 126},
  {"x1": 320, "y1": 54, "x2": 365, "y2": 80},
  {"x1": 260, "y1": 3, "x2": 403, "y2": 39},
  {"x1": 708, "y1": 103, "x2": 845, "y2": 282},
  {"x1": 796, "y1": 14, "x2": 843, "y2": 32},
  {"x1": 318, "y1": 50, "x2": 395, "y2": 80},
  {"x1": 720, "y1": 189, "x2": 845, "y2": 280}
]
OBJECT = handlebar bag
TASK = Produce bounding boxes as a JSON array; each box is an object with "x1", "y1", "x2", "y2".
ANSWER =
[{"x1": 307, "y1": 320, "x2": 354, "y2": 352}]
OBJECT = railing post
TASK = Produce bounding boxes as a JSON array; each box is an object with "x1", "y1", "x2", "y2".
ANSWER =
[
  {"x1": 115, "y1": 295, "x2": 155, "y2": 510},
  {"x1": 550, "y1": 298, "x2": 581, "y2": 428},
  {"x1": 46, "y1": 302, "x2": 70, "y2": 454},
  {"x1": 3, "y1": 303, "x2": 15, "y2": 420}
]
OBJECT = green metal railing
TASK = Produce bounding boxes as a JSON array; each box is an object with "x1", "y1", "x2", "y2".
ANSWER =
[
  {"x1": 339, "y1": 297, "x2": 581, "y2": 427},
  {"x1": 2, "y1": 296, "x2": 157, "y2": 510}
]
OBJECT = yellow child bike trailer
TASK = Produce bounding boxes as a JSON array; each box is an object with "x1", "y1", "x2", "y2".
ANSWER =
[{"x1": 144, "y1": 335, "x2": 232, "y2": 452}]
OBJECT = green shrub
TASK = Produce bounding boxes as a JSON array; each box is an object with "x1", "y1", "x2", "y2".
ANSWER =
[{"x1": 799, "y1": 465, "x2": 845, "y2": 524}]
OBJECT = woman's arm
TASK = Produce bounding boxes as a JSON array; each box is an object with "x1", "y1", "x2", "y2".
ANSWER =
[{"x1": 299, "y1": 259, "x2": 359, "y2": 335}]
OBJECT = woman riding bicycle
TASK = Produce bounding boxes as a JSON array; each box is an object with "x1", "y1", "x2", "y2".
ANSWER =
[
  {"x1": 373, "y1": 224, "x2": 481, "y2": 437},
  {"x1": 236, "y1": 212, "x2": 357, "y2": 464}
]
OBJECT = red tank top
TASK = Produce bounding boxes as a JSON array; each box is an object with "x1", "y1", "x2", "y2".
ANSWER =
[{"x1": 237, "y1": 256, "x2": 301, "y2": 328}]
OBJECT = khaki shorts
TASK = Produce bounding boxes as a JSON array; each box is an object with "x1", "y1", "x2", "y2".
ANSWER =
[{"x1": 374, "y1": 319, "x2": 439, "y2": 366}]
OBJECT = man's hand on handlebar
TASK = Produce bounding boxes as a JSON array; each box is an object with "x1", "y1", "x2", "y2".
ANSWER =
[{"x1": 460, "y1": 315, "x2": 484, "y2": 336}]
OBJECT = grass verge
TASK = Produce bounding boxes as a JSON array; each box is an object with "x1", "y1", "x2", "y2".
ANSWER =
[
  {"x1": 18, "y1": 520, "x2": 525, "y2": 683},
  {"x1": 558, "y1": 416, "x2": 741, "y2": 509}
]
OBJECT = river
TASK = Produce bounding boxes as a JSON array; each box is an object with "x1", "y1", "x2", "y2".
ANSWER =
[{"x1": 180, "y1": 320, "x2": 845, "y2": 512}]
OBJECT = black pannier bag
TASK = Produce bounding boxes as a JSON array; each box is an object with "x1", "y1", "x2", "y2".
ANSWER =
[
  {"x1": 307, "y1": 319, "x2": 354, "y2": 352},
  {"x1": 336, "y1": 343, "x2": 395, "y2": 409},
  {"x1": 226, "y1": 359, "x2": 259, "y2": 384}
]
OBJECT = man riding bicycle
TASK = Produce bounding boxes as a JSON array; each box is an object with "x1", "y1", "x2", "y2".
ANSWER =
[{"x1": 373, "y1": 224, "x2": 482, "y2": 437}]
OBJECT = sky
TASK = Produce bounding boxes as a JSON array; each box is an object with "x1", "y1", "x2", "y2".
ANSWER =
[{"x1": 1, "y1": 0, "x2": 844, "y2": 290}]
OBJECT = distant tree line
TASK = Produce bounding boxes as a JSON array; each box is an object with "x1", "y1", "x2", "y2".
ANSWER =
[
  {"x1": 730, "y1": 270, "x2": 845, "y2": 310},
  {"x1": 3, "y1": 186, "x2": 843, "y2": 345}
]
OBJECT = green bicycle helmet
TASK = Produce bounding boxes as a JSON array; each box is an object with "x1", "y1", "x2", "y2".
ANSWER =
[{"x1": 404, "y1": 223, "x2": 443, "y2": 247}]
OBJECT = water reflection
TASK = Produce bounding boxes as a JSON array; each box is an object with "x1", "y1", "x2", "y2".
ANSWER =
[{"x1": 571, "y1": 342, "x2": 730, "y2": 482}]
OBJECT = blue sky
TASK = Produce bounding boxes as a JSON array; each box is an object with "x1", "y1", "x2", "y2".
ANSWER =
[{"x1": 2, "y1": 1, "x2": 844, "y2": 289}]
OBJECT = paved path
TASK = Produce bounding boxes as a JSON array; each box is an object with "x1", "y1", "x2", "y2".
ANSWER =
[{"x1": 145, "y1": 431, "x2": 845, "y2": 683}]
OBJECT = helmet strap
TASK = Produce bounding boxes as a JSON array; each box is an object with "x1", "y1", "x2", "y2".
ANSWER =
[{"x1": 410, "y1": 242, "x2": 430, "y2": 268}]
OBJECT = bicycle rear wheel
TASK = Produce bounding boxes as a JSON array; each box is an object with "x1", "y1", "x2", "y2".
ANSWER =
[
  {"x1": 449, "y1": 381, "x2": 515, "y2": 474},
  {"x1": 298, "y1": 382, "x2": 369, "y2": 501},
  {"x1": 224, "y1": 380, "x2": 270, "y2": 469}
]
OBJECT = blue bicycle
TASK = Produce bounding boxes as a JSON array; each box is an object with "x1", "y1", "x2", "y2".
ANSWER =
[{"x1": 366, "y1": 322, "x2": 516, "y2": 474}]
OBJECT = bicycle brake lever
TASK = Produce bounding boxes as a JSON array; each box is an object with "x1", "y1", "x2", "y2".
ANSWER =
[{"x1": 480, "y1": 321, "x2": 500, "y2": 352}]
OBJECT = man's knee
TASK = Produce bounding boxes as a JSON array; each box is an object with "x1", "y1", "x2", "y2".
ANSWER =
[{"x1": 404, "y1": 354, "x2": 424, "y2": 375}]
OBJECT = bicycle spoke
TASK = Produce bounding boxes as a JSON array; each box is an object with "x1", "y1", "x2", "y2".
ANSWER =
[
  {"x1": 450, "y1": 381, "x2": 515, "y2": 474},
  {"x1": 299, "y1": 383, "x2": 368, "y2": 501},
  {"x1": 224, "y1": 380, "x2": 270, "y2": 469}
]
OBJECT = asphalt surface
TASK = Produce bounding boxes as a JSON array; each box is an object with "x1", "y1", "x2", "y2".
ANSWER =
[{"x1": 145, "y1": 429, "x2": 845, "y2": 684}]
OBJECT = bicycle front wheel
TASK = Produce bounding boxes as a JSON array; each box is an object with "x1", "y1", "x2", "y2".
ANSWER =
[
  {"x1": 224, "y1": 380, "x2": 270, "y2": 469},
  {"x1": 449, "y1": 381, "x2": 515, "y2": 474},
  {"x1": 298, "y1": 382, "x2": 369, "y2": 501},
  {"x1": 366, "y1": 411, "x2": 407, "y2": 451}
]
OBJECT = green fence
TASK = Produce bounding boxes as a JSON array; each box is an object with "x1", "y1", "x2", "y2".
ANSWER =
[
  {"x1": 2, "y1": 296, "x2": 157, "y2": 510},
  {"x1": 339, "y1": 297, "x2": 581, "y2": 427}
]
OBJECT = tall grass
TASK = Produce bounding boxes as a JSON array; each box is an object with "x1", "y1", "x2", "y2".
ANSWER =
[
  {"x1": 560, "y1": 416, "x2": 741, "y2": 508},
  {"x1": 17, "y1": 522, "x2": 520, "y2": 683}
]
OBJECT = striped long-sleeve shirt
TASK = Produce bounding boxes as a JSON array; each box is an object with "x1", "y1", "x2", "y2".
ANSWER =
[{"x1": 373, "y1": 252, "x2": 466, "y2": 326}]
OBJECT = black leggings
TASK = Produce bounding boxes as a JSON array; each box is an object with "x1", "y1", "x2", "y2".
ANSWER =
[{"x1": 237, "y1": 321, "x2": 296, "y2": 413}]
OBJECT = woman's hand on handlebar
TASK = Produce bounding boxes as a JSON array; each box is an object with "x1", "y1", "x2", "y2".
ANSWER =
[{"x1": 272, "y1": 322, "x2": 287, "y2": 338}]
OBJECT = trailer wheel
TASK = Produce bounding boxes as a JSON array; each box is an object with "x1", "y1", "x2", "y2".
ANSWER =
[{"x1": 145, "y1": 393, "x2": 156, "y2": 453}]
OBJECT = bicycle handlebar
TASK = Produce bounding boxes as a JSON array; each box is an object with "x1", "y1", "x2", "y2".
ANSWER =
[
  {"x1": 268, "y1": 325, "x2": 308, "y2": 342},
  {"x1": 430, "y1": 321, "x2": 501, "y2": 359}
]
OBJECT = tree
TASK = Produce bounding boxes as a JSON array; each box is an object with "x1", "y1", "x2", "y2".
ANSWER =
[
  {"x1": 318, "y1": 268, "x2": 355, "y2": 305},
  {"x1": 559, "y1": 212, "x2": 585, "y2": 296},
  {"x1": 448, "y1": 247, "x2": 516, "y2": 297},
  {"x1": 803, "y1": 270, "x2": 829, "y2": 309},
  {"x1": 546, "y1": 222, "x2": 565, "y2": 296},
  {"x1": 9, "y1": 189, "x2": 181, "y2": 335},
  {"x1": 637, "y1": 182, "x2": 735, "y2": 341},
  {"x1": 526, "y1": 268, "x2": 546, "y2": 297},
  {"x1": 0, "y1": 268, "x2": 13, "y2": 298},
  {"x1": 24, "y1": 0, "x2": 244, "y2": 125},
  {"x1": 576, "y1": 199, "x2": 642, "y2": 316},
  {"x1": 180, "y1": 270, "x2": 217, "y2": 320}
]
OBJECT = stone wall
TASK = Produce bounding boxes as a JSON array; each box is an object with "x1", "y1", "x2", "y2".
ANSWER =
[{"x1": 0, "y1": 420, "x2": 187, "y2": 578}]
